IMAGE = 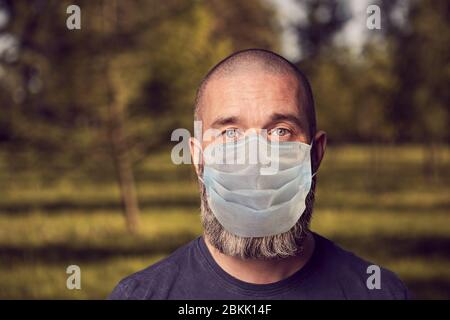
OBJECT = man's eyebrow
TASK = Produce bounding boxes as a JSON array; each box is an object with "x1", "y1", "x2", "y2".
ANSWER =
[
  {"x1": 210, "y1": 115, "x2": 240, "y2": 128},
  {"x1": 267, "y1": 112, "x2": 305, "y2": 130}
]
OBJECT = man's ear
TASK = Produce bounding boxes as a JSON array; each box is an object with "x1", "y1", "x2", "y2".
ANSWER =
[
  {"x1": 189, "y1": 137, "x2": 203, "y2": 176},
  {"x1": 312, "y1": 130, "x2": 327, "y2": 173}
]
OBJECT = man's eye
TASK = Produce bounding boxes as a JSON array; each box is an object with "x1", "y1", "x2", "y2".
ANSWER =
[
  {"x1": 223, "y1": 128, "x2": 240, "y2": 139},
  {"x1": 271, "y1": 127, "x2": 290, "y2": 137}
]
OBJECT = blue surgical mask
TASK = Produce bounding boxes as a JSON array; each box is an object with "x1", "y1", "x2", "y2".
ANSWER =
[{"x1": 199, "y1": 135, "x2": 315, "y2": 237}]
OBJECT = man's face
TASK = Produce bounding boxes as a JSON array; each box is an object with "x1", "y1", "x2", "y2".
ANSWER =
[
  {"x1": 192, "y1": 69, "x2": 324, "y2": 260},
  {"x1": 200, "y1": 70, "x2": 311, "y2": 149}
]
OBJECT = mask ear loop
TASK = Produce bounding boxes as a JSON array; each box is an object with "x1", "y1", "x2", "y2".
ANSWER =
[{"x1": 310, "y1": 138, "x2": 318, "y2": 178}]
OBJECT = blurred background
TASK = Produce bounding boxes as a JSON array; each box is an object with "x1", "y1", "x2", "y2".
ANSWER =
[{"x1": 0, "y1": 0, "x2": 449, "y2": 299}]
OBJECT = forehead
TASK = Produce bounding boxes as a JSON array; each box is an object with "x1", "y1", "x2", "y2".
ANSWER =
[{"x1": 201, "y1": 70, "x2": 302, "y2": 124}]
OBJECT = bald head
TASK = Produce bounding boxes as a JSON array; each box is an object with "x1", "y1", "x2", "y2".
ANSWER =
[{"x1": 194, "y1": 49, "x2": 316, "y2": 138}]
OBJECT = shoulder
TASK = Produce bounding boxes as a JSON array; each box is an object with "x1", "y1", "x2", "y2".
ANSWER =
[
  {"x1": 314, "y1": 233, "x2": 410, "y2": 299},
  {"x1": 108, "y1": 237, "x2": 199, "y2": 300}
]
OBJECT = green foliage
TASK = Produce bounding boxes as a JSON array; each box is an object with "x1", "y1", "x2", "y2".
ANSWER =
[
  {"x1": 294, "y1": 0, "x2": 449, "y2": 144},
  {"x1": 377, "y1": 0, "x2": 450, "y2": 143},
  {"x1": 0, "y1": 0, "x2": 276, "y2": 177},
  {"x1": 206, "y1": 0, "x2": 281, "y2": 51},
  {"x1": 294, "y1": 0, "x2": 351, "y2": 58}
]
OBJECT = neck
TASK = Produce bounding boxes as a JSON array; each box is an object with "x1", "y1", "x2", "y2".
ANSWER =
[{"x1": 204, "y1": 232, "x2": 316, "y2": 284}]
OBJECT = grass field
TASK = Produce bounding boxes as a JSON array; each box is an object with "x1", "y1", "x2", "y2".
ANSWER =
[{"x1": 0, "y1": 145, "x2": 449, "y2": 299}]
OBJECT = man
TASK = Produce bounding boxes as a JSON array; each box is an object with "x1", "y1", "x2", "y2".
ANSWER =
[{"x1": 109, "y1": 49, "x2": 409, "y2": 300}]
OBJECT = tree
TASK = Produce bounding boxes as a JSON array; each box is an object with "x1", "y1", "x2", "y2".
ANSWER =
[
  {"x1": 0, "y1": 0, "x2": 230, "y2": 232},
  {"x1": 378, "y1": 0, "x2": 449, "y2": 178},
  {"x1": 294, "y1": 0, "x2": 350, "y2": 61},
  {"x1": 206, "y1": 0, "x2": 281, "y2": 51},
  {"x1": 0, "y1": 0, "x2": 281, "y2": 231}
]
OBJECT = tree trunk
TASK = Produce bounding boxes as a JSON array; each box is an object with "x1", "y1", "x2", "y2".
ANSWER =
[
  {"x1": 103, "y1": 0, "x2": 140, "y2": 233},
  {"x1": 107, "y1": 100, "x2": 141, "y2": 233}
]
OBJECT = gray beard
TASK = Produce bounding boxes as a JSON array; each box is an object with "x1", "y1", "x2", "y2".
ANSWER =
[{"x1": 199, "y1": 165, "x2": 316, "y2": 260}]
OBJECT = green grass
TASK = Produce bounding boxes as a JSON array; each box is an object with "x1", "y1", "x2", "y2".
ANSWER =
[{"x1": 0, "y1": 145, "x2": 449, "y2": 299}]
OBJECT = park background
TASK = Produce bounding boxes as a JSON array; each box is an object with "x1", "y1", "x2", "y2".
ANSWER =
[{"x1": 0, "y1": 0, "x2": 448, "y2": 299}]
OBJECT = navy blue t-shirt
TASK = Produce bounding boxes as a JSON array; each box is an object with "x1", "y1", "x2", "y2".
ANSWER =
[{"x1": 109, "y1": 233, "x2": 409, "y2": 299}]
